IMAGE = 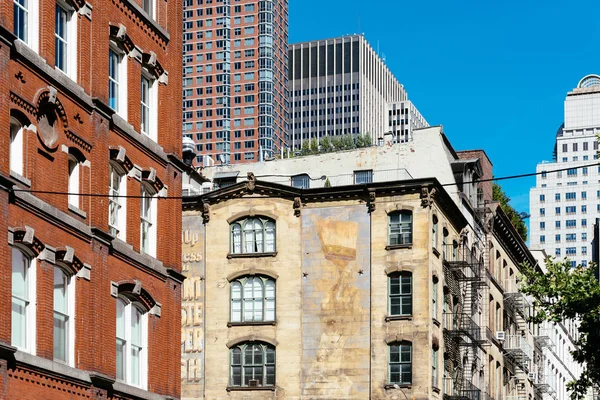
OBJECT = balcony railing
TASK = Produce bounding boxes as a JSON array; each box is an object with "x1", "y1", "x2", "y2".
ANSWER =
[
  {"x1": 442, "y1": 313, "x2": 482, "y2": 344},
  {"x1": 534, "y1": 373, "x2": 557, "y2": 394},
  {"x1": 444, "y1": 245, "x2": 483, "y2": 281},
  {"x1": 504, "y1": 334, "x2": 533, "y2": 362},
  {"x1": 443, "y1": 378, "x2": 482, "y2": 400},
  {"x1": 534, "y1": 327, "x2": 555, "y2": 348}
]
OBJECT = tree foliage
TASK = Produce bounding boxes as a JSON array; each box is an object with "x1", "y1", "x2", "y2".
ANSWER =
[
  {"x1": 297, "y1": 134, "x2": 372, "y2": 157},
  {"x1": 520, "y1": 258, "x2": 600, "y2": 399},
  {"x1": 492, "y1": 182, "x2": 528, "y2": 242}
]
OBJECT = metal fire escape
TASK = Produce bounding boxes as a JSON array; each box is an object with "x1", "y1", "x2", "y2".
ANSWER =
[
  {"x1": 503, "y1": 278, "x2": 533, "y2": 399},
  {"x1": 533, "y1": 327, "x2": 557, "y2": 399},
  {"x1": 443, "y1": 243, "x2": 488, "y2": 400}
]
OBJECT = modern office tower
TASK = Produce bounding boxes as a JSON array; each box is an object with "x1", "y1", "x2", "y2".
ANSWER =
[
  {"x1": 183, "y1": 0, "x2": 288, "y2": 165},
  {"x1": 530, "y1": 74, "x2": 600, "y2": 268},
  {"x1": 288, "y1": 35, "x2": 426, "y2": 148},
  {"x1": 1, "y1": 0, "x2": 184, "y2": 398},
  {"x1": 386, "y1": 100, "x2": 429, "y2": 143}
]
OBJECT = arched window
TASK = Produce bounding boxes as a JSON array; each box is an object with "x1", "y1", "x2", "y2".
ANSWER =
[
  {"x1": 388, "y1": 211, "x2": 412, "y2": 246},
  {"x1": 116, "y1": 297, "x2": 147, "y2": 388},
  {"x1": 11, "y1": 246, "x2": 36, "y2": 352},
  {"x1": 389, "y1": 341, "x2": 412, "y2": 385},
  {"x1": 230, "y1": 342, "x2": 275, "y2": 387},
  {"x1": 230, "y1": 217, "x2": 276, "y2": 254},
  {"x1": 10, "y1": 117, "x2": 25, "y2": 176},
  {"x1": 53, "y1": 265, "x2": 74, "y2": 364},
  {"x1": 388, "y1": 272, "x2": 412, "y2": 316},
  {"x1": 231, "y1": 276, "x2": 275, "y2": 322},
  {"x1": 140, "y1": 183, "x2": 157, "y2": 256}
]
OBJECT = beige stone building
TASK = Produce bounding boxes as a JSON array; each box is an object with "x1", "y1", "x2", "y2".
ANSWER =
[{"x1": 181, "y1": 130, "x2": 560, "y2": 399}]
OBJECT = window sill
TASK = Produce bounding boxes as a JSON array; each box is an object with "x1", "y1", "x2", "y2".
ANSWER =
[
  {"x1": 384, "y1": 384, "x2": 412, "y2": 390},
  {"x1": 227, "y1": 386, "x2": 276, "y2": 392},
  {"x1": 228, "y1": 321, "x2": 276, "y2": 327},
  {"x1": 10, "y1": 171, "x2": 31, "y2": 187},
  {"x1": 385, "y1": 244, "x2": 412, "y2": 250},
  {"x1": 385, "y1": 315, "x2": 412, "y2": 322},
  {"x1": 121, "y1": 0, "x2": 170, "y2": 43},
  {"x1": 432, "y1": 247, "x2": 440, "y2": 258},
  {"x1": 227, "y1": 251, "x2": 277, "y2": 259},
  {"x1": 68, "y1": 204, "x2": 87, "y2": 218}
]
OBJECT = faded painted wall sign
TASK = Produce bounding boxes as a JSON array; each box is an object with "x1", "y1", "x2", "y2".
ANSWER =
[
  {"x1": 301, "y1": 206, "x2": 371, "y2": 399},
  {"x1": 181, "y1": 216, "x2": 205, "y2": 398}
]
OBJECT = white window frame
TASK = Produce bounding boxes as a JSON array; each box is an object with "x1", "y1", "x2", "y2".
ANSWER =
[
  {"x1": 109, "y1": 43, "x2": 128, "y2": 119},
  {"x1": 11, "y1": 246, "x2": 36, "y2": 354},
  {"x1": 142, "y1": 0, "x2": 155, "y2": 19},
  {"x1": 140, "y1": 184, "x2": 157, "y2": 257},
  {"x1": 230, "y1": 217, "x2": 276, "y2": 254},
  {"x1": 388, "y1": 211, "x2": 413, "y2": 246},
  {"x1": 68, "y1": 154, "x2": 80, "y2": 209},
  {"x1": 140, "y1": 72, "x2": 158, "y2": 141},
  {"x1": 109, "y1": 163, "x2": 127, "y2": 240},
  {"x1": 10, "y1": 117, "x2": 24, "y2": 176},
  {"x1": 230, "y1": 276, "x2": 275, "y2": 323},
  {"x1": 116, "y1": 297, "x2": 148, "y2": 389},
  {"x1": 53, "y1": 265, "x2": 75, "y2": 366},
  {"x1": 54, "y1": 0, "x2": 77, "y2": 81},
  {"x1": 13, "y1": 0, "x2": 39, "y2": 52}
]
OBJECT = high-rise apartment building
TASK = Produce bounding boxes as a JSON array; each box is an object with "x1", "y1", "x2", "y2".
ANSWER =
[
  {"x1": 183, "y1": 0, "x2": 288, "y2": 165},
  {"x1": 530, "y1": 74, "x2": 600, "y2": 268},
  {"x1": 288, "y1": 35, "x2": 427, "y2": 148}
]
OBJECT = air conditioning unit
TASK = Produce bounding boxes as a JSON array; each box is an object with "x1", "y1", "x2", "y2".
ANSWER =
[
  {"x1": 495, "y1": 331, "x2": 506, "y2": 341},
  {"x1": 528, "y1": 372, "x2": 537, "y2": 382},
  {"x1": 248, "y1": 380, "x2": 259, "y2": 387}
]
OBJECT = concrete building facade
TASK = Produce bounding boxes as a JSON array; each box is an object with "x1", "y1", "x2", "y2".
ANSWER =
[
  {"x1": 530, "y1": 74, "x2": 600, "y2": 268},
  {"x1": 183, "y1": 0, "x2": 289, "y2": 165},
  {"x1": 288, "y1": 35, "x2": 427, "y2": 148},
  {"x1": 0, "y1": 0, "x2": 184, "y2": 398},
  {"x1": 181, "y1": 128, "x2": 566, "y2": 399}
]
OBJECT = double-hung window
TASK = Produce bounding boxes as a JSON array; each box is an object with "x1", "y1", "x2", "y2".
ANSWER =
[
  {"x1": 389, "y1": 342, "x2": 412, "y2": 385},
  {"x1": 68, "y1": 154, "x2": 80, "y2": 209},
  {"x1": 55, "y1": 1, "x2": 76, "y2": 80},
  {"x1": 10, "y1": 117, "x2": 24, "y2": 176},
  {"x1": 388, "y1": 211, "x2": 413, "y2": 246},
  {"x1": 230, "y1": 276, "x2": 275, "y2": 322},
  {"x1": 140, "y1": 74, "x2": 158, "y2": 140},
  {"x1": 116, "y1": 298, "x2": 147, "y2": 388},
  {"x1": 109, "y1": 46, "x2": 127, "y2": 117},
  {"x1": 53, "y1": 266, "x2": 74, "y2": 365},
  {"x1": 109, "y1": 164, "x2": 126, "y2": 238},
  {"x1": 230, "y1": 217, "x2": 276, "y2": 254},
  {"x1": 389, "y1": 272, "x2": 412, "y2": 316},
  {"x1": 12, "y1": 247, "x2": 36, "y2": 352},
  {"x1": 140, "y1": 185, "x2": 157, "y2": 257},
  {"x1": 230, "y1": 342, "x2": 275, "y2": 387},
  {"x1": 14, "y1": 0, "x2": 38, "y2": 50},
  {"x1": 142, "y1": 0, "x2": 154, "y2": 18}
]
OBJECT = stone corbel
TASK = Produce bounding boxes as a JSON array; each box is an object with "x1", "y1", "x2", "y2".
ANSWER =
[
  {"x1": 367, "y1": 190, "x2": 376, "y2": 213},
  {"x1": 158, "y1": 71, "x2": 168, "y2": 85},
  {"x1": 150, "y1": 302, "x2": 162, "y2": 317},
  {"x1": 129, "y1": 46, "x2": 143, "y2": 63},
  {"x1": 77, "y1": 2, "x2": 93, "y2": 19},
  {"x1": 420, "y1": 186, "x2": 436, "y2": 208},
  {"x1": 202, "y1": 202, "x2": 210, "y2": 224},
  {"x1": 76, "y1": 263, "x2": 91, "y2": 281},
  {"x1": 293, "y1": 197, "x2": 302, "y2": 217},
  {"x1": 246, "y1": 172, "x2": 256, "y2": 193}
]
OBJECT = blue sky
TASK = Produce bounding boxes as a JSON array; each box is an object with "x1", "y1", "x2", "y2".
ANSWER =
[{"x1": 289, "y1": 0, "x2": 600, "y2": 215}]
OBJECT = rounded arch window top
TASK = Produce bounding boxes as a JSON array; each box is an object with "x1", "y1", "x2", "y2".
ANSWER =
[{"x1": 578, "y1": 74, "x2": 600, "y2": 89}]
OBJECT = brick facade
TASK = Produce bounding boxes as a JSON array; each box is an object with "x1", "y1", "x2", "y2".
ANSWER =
[{"x1": 0, "y1": 0, "x2": 183, "y2": 398}]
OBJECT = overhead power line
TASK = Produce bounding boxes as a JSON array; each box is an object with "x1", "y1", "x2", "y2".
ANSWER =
[{"x1": 7, "y1": 161, "x2": 600, "y2": 200}]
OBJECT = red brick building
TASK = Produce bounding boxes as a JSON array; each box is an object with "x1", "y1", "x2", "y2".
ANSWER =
[
  {"x1": 183, "y1": 0, "x2": 289, "y2": 165},
  {"x1": 0, "y1": 0, "x2": 183, "y2": 398}
]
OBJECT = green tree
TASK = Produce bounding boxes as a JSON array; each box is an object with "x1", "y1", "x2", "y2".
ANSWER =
[
  {"x1": 520, "y1": 258, "x2": 600, "y2": 399},
  {"x1": 309, "y1": 138, "x2": 319, "y2": 154},
  {"x1": 492, "y1": 182, "x2": 528, "y2": 242},
  {"x1": 320, "y1": 136, "x2": 332, "y2": 153}
]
